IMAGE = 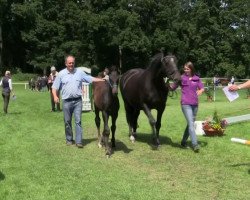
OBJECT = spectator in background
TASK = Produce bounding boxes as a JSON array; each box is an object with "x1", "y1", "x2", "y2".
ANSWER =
[
  {"x1": 48, "y1": 66, "x2": 60, "y2": 112},
  {"x1": 0, "y1": 71, "x2": 15, "y2": 114},
  {"x1": 40, "y1": 75, "x2": 48, "y2": 92},
  {"x1": 230, "y1": 76, "x2": 235, "y2": 85}
]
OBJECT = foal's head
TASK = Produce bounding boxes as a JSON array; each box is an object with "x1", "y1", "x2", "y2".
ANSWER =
[{"x1": 108, "y1": 66, "x2": 120, "y2": 96}]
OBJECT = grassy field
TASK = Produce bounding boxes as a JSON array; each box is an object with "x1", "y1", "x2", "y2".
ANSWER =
[{"x1": 0, "y1": 84, "x2": 249, "y2": 200}]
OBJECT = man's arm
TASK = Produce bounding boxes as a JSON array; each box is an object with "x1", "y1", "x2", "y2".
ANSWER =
[
  {"x1": 52, "y1": 88, "x2": 60, "y2": 103},
  {"x1": 229, "y1": 80, "x2": 250, "y2": 91},
  {"x1": 92, "y1": 77, "x2": 105, "y2": 82}
]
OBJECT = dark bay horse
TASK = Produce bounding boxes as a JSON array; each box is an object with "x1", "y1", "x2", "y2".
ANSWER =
[
  {"x1": 120, "y1": 53, "x2": 181, "y2": 147},
  {"x1": 93, "y1": 67, "x2": 120, "y2": 157}
]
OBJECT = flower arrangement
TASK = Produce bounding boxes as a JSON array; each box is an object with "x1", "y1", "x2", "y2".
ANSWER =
[{"x1": 202, "y1": 110, "x2": 228, "y2": 136}]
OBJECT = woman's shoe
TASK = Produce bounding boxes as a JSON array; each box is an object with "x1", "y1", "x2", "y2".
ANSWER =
[{"x1": 193, "y1": 145, "x2": 200, "y2": 153}]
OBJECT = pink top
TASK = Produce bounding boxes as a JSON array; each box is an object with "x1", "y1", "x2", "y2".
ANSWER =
[{"x1": 180, "y1": 74, "x2": 204, "y2": 105}]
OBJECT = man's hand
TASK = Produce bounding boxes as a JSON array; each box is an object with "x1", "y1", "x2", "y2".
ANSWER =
[
  {"x1": 54, "y1": 96, "x2": 60, "y2": 104},
  {"x1": 102, "y1": 75, "x2": 109, "y2": 81},
  {"x1": 228, "y1": 85, "x2": 240, "y2": 91}
]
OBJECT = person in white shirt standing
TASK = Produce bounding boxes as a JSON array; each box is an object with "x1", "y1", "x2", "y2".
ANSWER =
[
  {"x1": 48, "y1": 66, "x2": 60, "y2": 112},
  {"x1": 0, "y1": 71, "x2": 15, "y2": 114}
]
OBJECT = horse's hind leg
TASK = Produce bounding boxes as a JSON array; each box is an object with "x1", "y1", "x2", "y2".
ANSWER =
[
  {"x1": 124, "y1": 103, "x2": 137, "y2": 143},
  {"x1": 131, "y1": 109, "x2": 140, "y2": 139},
  {"x1": 94, "y1": 107, "x2": 103, "y2": 148},
  {"x1": 102, "y1": 111, "x2": 111, "y2": 157}
]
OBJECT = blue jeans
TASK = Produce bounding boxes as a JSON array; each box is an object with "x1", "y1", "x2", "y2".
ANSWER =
[
  {"x1": 63, "y1": 98, "x2": 83, "y2": 144},
  {"x1": 181, "y1": 105, "x2": 198, "y2": 147}
]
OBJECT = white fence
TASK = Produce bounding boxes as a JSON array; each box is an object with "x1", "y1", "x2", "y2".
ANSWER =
[{"x1": 82, "y1": 83, "x2": 92, "y2": 111}]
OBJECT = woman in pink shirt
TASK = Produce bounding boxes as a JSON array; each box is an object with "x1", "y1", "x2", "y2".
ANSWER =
[{"x1": 172, "y1": 62, "x2": 204, "y2": 152}]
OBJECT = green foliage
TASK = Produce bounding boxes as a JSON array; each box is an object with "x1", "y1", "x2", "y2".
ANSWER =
[
  {"x1": 11, "y1": 72, "x2": 37, "y2": 82},
  {"x1": 1, "y1": 0, "x2": 249, "y2": 77},
  {"x1": 204, "y1": 79, "x2": 213, "y2": 98}
]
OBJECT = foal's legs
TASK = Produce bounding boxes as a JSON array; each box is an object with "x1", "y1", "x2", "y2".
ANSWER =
[
  {"x1": 94, "y1": 106, "x2": 103, "y2": 148},
  {"x1": 102, "y1": 111, "x2": 111, "y2": 156},
  {"x1": 111, "y1": 111, "x2": 118, "y2": 148}
]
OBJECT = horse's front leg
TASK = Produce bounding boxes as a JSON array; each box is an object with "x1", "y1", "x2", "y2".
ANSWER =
[
  {"x1": 102, "y1": 111, "x2": 111, "y2": 157},
  {"x1": 94, "y1": 107, "x2": 103, "y2": 148},
  {"x1": 142, "y1": 103, "x2": 159, "y2": 146},
  {"x1": 155, "y1": 107, "x2": 165, "y2": 146}
]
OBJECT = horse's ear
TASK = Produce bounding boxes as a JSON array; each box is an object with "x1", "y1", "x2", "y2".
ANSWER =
[{"x1": 109, "y1": 65, "x2": 117, "y2": 72}]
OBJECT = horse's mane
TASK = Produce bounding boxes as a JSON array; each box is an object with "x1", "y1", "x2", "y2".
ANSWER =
[
  {"x1": 109, "y1": 65, "x2": 118, "y2": 73},
  {"x1": 147, "y1": 53, "x2": 164, "y2": 69}
]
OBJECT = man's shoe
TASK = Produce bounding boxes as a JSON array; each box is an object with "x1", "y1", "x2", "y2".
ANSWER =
[
  {"x1": 193, "y1": 145, "x2": 200, "y2": 153},
  {"x1": 66, "y1": 141, "x2": 73, "y2": 146},
  {"x1": 76, "y1": 143, "x2": 83, "y2": 148},
  {"x1": 180, "y1": 142, "x2": 189, "y2": 149}
]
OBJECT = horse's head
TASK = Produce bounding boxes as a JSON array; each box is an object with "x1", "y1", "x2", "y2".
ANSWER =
[
  {"x1": 161, "y1": 55, "x2": 181, "y2": 84},
  {"x1": 107, "y1": 66, "x2": 120, "y2": 96}
]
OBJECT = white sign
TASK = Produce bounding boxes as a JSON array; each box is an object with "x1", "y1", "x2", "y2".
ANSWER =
[{"x1": 222, "y1": 86, "x2": 239, "y2": 102}]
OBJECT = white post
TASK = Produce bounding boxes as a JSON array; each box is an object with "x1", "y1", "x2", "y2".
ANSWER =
[
  {"x1": 82, "y1": 83, "x2": 91, "y2": 111},
  {"x1": 213, "y1": 77, "x2": 216, "y2": 102}
]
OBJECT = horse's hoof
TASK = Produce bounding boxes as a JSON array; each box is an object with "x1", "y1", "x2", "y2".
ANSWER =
[
  {"x1": 105, "y1": 151, "x2": 111, "y2": 158},
  {"x1": 106, "y1": 154, "x2": 111, "y2": 158},
  {"x1": 98, "y1": 143, "x2": 103, "y2": 148},
  {"x1": 130, "y1": 135, "x2": 135, "y2": 142}
]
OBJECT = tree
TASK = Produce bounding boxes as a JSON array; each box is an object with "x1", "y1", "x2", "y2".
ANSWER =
[{"x1": 1, "y1": 0, "x2": 249, "y2": 78}]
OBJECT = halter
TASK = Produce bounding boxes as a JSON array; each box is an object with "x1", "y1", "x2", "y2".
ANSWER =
[{"x1": 107, "y1": 77, "x2": 118, "y2": 89}]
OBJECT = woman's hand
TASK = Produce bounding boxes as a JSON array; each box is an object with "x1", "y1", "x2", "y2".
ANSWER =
[{"x1": 197, "y1": 89, "x2": 204, "y2": 96}]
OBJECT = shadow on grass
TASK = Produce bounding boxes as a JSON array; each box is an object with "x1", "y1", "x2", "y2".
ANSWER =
[
  {"x1": 228, "y1": 163, "x2": 250, "y2": 167},
  {"x1": 84, "y1": 137, "x2": 133, "y2": 154},
  {"x1": 83, "y1": 138, "x2": 97, "y2": 146},
  {"x1": 2, "y1": 111, "x2": 22, "y2": 115},
  {"x1": 130, "y1": 132, "x2": 208, "y2": 150},
  {"x1": 229, "y1": 163, "x2": 250, "y2": 175},
  {"x1": 113, "y1": 140, "x2": 133, "y2": 154},
  {"x1": 0, "y1": 171, "x2": 5, "y2": 181},
  {"x1": 132, "y1": 132, "x2": 180, "y2": 150}
]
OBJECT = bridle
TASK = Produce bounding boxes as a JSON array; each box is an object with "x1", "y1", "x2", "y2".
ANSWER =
[
  {"x1": 106, "y1": 73, "x2": 118, "y2": 90},
  {"x1": 161, "y1": 55, "x2": 175, "y2": 64}
]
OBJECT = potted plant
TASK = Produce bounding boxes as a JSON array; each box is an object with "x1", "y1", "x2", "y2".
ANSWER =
[{"x1": 202, "y1": 110, "x2": 228, "y2": 136}]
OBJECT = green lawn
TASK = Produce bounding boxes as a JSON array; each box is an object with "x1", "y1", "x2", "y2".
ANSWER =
[{"x1": 0, "y1": 84, "x2": 249, "y2": 200}]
